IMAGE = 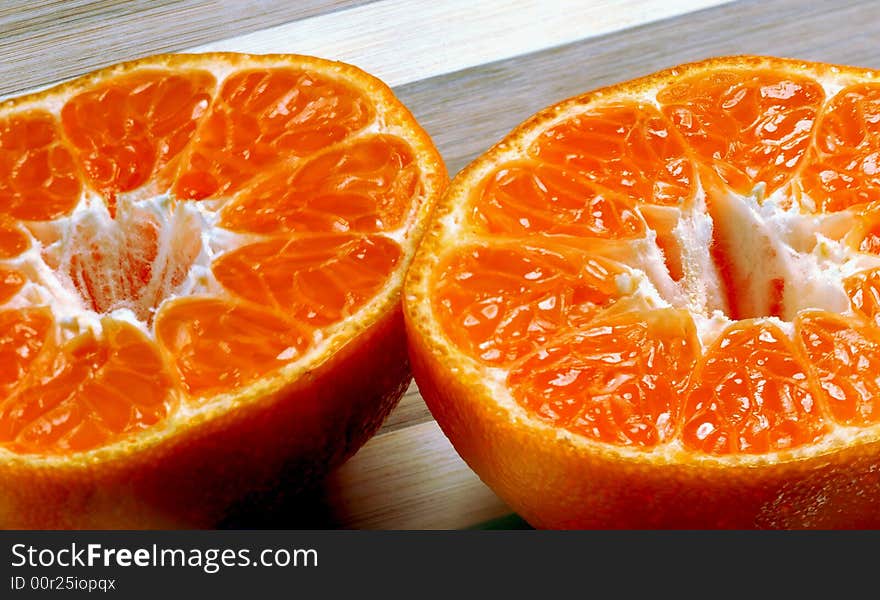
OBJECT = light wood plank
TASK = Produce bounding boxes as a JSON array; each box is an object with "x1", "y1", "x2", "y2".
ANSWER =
[
  {"x1": 378, "y1": 381, "x2": 434, "y2": 433},
  {"x1": 322, "y1": 421, "x2": 512, "y2": 530},
  {"x1": 193, "y1": 0, "x2": 733, "y2": 87},
  {"x1": 0, "y1": 0, "x2": 732, "y2": 98}
]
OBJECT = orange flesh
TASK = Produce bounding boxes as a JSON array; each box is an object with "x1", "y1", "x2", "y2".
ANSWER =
[
  {"x1": 61, "y1": 70, "x2": 215, "y2": 212},
  {"x1": 0, "y1": 309, "x2": 52, "y2": 391},
  {"x1": 844, "y1": 268, "x2": 880, "y2": 326},
  {"x1": 155, "y1": 298, "x2": 310, "y2": 396},
  {"x1": 529, "y1": 103, "x2": 694, "y2": 207},
  {"x1": 796, "y1": 311, "x2": 880, "y2": 426},
  {"x1": 472, "y1": 162, "x2": 645, "y2": 239},
  {"x1": 658, "y1": 70, "x2": 824, "y2": 195},
  {"x1": 0, "y1": 112, "x2": 82, "y2": 221},
  {"x1": 508, "y1": 310, "x2": 697, "y2": 447},
  {"x1": 0, "y1": 267, "x2": 25, "y2": 303},
  {"x1": 0, "y1": 319, "x2": 172, "y2": 454},
  {"x1": 801, "y1": 84, "x2": 880, "y2": 212},
  {"x1": 220, "y1": 135, "x2": 419, "y2": 234},
  {"x1": 434, "y1": 245, "x2": 625, "y2": 366},
  {"x1": 0, "y1": 59, "x2": 423, "y2": 455},
  {"x1": 855, "y1": 213, "x2": 880, "y2": 254},
  {"x1": 173, "y1": 69, "x2": 373, "y2": 200},
  {"x1": 211, "y1": 235, "x2": 400, "y2": 327},
  {"x1": 681, "y1": 321, "x2": 827, "y2": 454},
  {"x1": 433, "y1": 61, "x2": 880, "y2": 456},
  {"x1": 0, "y1": 220, "x2": 29, "y2": 258}
]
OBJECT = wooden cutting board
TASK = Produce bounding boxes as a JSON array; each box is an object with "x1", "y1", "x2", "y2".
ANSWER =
[{"x1": 3, "y1": 0, "x2": 880, "y2": 529}]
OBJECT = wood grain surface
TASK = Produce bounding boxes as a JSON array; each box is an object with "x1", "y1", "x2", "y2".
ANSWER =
[
  {"x1": 0, "y1": 0, "x2": 370, "y2": 97},
  {"x1": 3, "y1": 0, "x2": 880, "y2": 529}
]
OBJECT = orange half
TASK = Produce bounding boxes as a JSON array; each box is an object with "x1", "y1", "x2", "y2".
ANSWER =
[
  {"x1": 0, "y1": 53, "x2": 446, "y2": 528},
  {"x1": 405, "y1": 56, "x2": 880, "y2": 529}
]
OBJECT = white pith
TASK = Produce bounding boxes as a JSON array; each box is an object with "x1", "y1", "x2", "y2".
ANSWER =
[
  {"x1": 15, "y1": 192, "x2": 214, "y2": 335},
  {"x1": 410, "y1": 58, "x2": 880, "y2": 464},
  {"x1": 7, "y1": 158, "x2": 415, "y2": 342}
]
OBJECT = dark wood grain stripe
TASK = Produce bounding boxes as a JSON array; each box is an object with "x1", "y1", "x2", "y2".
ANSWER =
[{"x1": 0, "y1": 0, "x2": 374, "y2": 97}]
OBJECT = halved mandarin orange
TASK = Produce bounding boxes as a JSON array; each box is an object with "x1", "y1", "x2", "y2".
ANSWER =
[
  {"x1": 405, "y1": 56, "x2": 880, "y2": 529},
  {"x1": 0, "y1": 53, "x2": 446, "y2": 528}
]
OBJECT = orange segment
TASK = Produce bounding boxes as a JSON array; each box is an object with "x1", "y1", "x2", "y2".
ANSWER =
[
  {"x1": 174, "y1": 68, "x2": 373, "y2": 200},
  {"x1": 61, "y1": 70, "x2": 214, "y2": 209},
  {"x1": 433, "y1": 244, "x2": 625, "y2": 366},
  {"x1": 508, "y1": 309, "x2": 697, "y2": 447},
  {"x1": 0, "y1": 267, "x2": 25, "y2": 304},
  {"x1": 155, "y1": 297, "x2": 310, "y2": 396},
  {"x1": 0, "y1": 308, "x2": 52, "y2": 392},
  {"x1": 844, "y1": 268, "x2": 880, "y2": 326},
  {"x1": 470, "y1": 162, "x2": 646, "y2": 239},
  {"x1": 529, "y1": 103, "x2": 694, "y2": 206},
  {"x1": 212, "y1": 235, "x2": 401, "y2": 329},
  {"x1": 861, "y1": 227, "x2": 880, "y2": 254},
  {"x1": 682, "y1": 321, "x2": 828, "y2": 454},
  {"x1": 0, "y1": 318, "x2": 172, "y2": 454},
  {"x1": 220, "y1": 135, "x2": 419, "y2": 234},
  {"x1": 658, "y1": 70, "x2": 824, "y2": 195},
  {"x1": 0, "y1": 219, "x2": 28, "y2": 258},
  {"x1": 801, "y1": 84, "x2": 880, "y2": 212},
  {"x1": 0, "y1": 112, "x2": 82, "y2": 220},
  {"x1": 844, "y1": 205, "x2": 880, "y2": 254},
  {"x1": 796, "y1": 311, "x2": 880, "y2": 425}
]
